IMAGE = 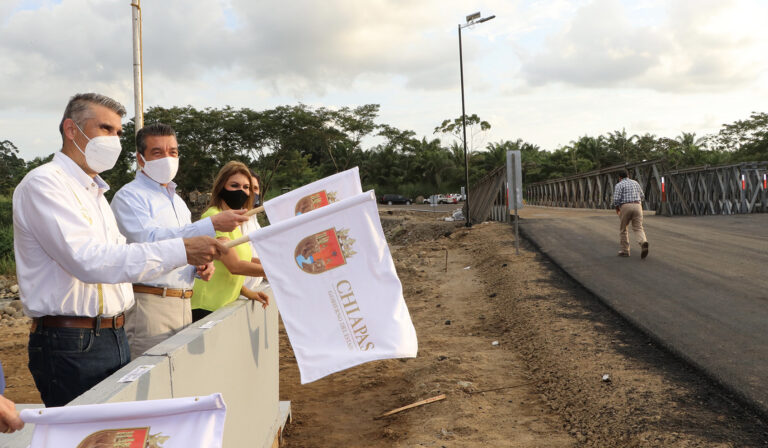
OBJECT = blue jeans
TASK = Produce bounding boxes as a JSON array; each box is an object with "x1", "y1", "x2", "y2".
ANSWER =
[{"x1": 28, "y1": 325, "x2": 130, "y2": 407}]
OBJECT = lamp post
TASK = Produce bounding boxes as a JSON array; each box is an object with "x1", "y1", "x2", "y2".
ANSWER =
[{"x1": 458, "y1": 12, "x2": 494, "y2": 227}]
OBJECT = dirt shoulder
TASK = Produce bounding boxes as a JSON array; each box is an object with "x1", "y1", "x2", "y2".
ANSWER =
[
  {"x1": 279, "y1": 210, "x2": 768, "y2": 447},
  {"x1": 2, "y1": 209, "x2": 768, "y2": 446}
]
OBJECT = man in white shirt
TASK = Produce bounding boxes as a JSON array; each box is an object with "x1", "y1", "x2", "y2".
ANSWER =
[
  {"x1": 13, "y1": 93, "x2": 228, "y2": 407},
  {"x1": 111, "y1": 123, "x2": 249, "y2": 358}
]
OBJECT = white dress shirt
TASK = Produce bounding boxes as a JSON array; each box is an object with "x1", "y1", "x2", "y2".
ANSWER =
[
  {"x1": 13, "y1": 152, "x2": 187, "y2": 318},
  {"x1": 111, "y1": 170, "x2": 215, "y2": 289},
  {"x1": 240, "y1": 214, "x2": 263, "y2": 291}
]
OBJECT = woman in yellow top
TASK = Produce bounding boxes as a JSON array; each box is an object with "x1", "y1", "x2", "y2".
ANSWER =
[{"x1": 192, "y1": 161, "x2": 269, "y2": 321}]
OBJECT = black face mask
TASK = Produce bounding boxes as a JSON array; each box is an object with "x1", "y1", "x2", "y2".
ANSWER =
[
  {"x1": 219, "y1": 189, "x2": 249, "y2": 210},
  {"x1": 253, "y1": 193, "x2": 261, "y2": 207}
]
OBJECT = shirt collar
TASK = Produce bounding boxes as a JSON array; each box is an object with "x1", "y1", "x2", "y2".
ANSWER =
[
  {"x1": 53, "y1": 152, "x2": 110, "y2": 193},
  {"x1": 136, "y1": 169, "x2": 178, "y2": 196}
]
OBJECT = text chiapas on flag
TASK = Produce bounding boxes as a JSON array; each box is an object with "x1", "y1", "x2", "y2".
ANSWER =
[
  {"x1": 262, "y1": 166, "x2": 362, "y2": 223},
  {"x1": 250, "y1": 190, "x2": 418, "y2": 383}
]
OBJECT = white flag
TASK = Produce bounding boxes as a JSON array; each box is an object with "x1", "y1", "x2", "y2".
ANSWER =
[
  {"x1": 21, "y1": 394, "x2": 226, "y2": 448},
  {"x1": 250, "y1": 190, "x2": 418, "y2": 383},
  {"x1": 262, "y1": 166, "x2": 362, "y2": 223}
]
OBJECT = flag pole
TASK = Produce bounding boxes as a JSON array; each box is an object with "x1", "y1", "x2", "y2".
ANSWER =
[
  {"x1": 131, "y1": 1, "x2": 144, "y2": 132},
  {"x1": 224, "y1": 206, "x2": 265, "y2": 248},
  {"x1": 244, "y1": 205, "x2": 264, "y2": 217},
  {"x1": 224, "y1": 234, "x2": 251, "y2": 249}
]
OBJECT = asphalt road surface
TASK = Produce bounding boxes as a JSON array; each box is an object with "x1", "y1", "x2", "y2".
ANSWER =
[{"x1": 518, "y1": 206, "x2": 768, "y2": 415}]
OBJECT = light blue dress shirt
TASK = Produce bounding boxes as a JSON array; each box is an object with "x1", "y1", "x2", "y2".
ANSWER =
[{"x1": 111, "y1": 171, "x2": 216, "y2": 288}]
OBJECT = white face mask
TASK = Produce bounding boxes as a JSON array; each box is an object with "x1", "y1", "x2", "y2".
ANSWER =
[
  {"x1": 139, "y1": 152, "x2": 179, "y2": 184},
  {"x1": 72, "y1": 123, "x2": 122, "y2": 173}
]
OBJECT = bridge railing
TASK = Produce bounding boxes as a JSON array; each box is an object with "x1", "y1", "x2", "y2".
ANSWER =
[
  {"x1": 464, "y1": 165, "x2": 508, "y2": 225},
  {"x1": 525, "y1": 160, "x2": 768, "y2": 216},
  {"x1": 524, "y1": 160, "x2": 665, "y2": 213},
  {"x1": 662, "y1": 162, "x2": 768, "y2": 215}
]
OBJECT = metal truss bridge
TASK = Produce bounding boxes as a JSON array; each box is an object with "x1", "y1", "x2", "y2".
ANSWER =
[{"x1": 467, "y1": 160, "x2": 767, "y2": 224}]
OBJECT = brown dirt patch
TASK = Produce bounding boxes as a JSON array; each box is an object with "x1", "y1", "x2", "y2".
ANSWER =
[
  {"x1": 278, "y1": 210, "x2": 768, "y2": 447},
  {"x1": 2, "y1": 209, "x2": 768, "y2": 447},
  {"x1": 0, "y1": 317, "x2": 38, "y2": 403}
]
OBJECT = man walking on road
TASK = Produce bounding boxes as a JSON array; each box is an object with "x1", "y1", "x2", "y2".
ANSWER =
[{"x1": 613, "y1": 169, "x2": 649, "y2": 259}]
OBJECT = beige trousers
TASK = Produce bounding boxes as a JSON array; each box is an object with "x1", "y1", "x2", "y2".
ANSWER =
[
  {"x1": 619, "y1": 203, "x2": 647, "y2": 253},
  {"x1": 125, "y1": 292, "x2": 192, "y2": 359}
]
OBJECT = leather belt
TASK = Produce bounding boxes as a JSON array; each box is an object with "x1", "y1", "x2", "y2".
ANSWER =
[
  {"x1": 31, "y1": 313, "x2": 125, "y2": 332},
  {"x1": 133, "y1": 284, "x2": 193, "y2": 299},
  {"x1": 622, "y1": 201, "x2": 641, "y2": 205}
]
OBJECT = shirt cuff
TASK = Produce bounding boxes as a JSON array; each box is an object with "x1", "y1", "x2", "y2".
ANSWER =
[
  {"x1": 196, "y1": 217, "x2": 216, "y2": 237},
  {"x1": 161, "y1": 238, "x2": 189, "y2": 268}
]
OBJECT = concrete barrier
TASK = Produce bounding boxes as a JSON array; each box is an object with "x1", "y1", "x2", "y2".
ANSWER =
[{"x1": 3, "y1": 290, "x2": 290, "y2": 448}]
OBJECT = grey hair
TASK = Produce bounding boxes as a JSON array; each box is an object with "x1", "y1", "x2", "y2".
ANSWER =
[{"x1": 59, "y1": 93, "x2": 127, "y2": 138}]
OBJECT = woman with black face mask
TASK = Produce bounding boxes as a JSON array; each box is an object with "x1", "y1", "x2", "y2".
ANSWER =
[{"x1": 192, "y1": 161, "x2": 269, "y2": 321}]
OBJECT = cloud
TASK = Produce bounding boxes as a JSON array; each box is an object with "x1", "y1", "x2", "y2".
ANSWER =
[
  {"x1": 520, "y1": 0, "x2": 666, "y2": 87},
  {"x1": 0, "y1": 0, "x2": 481, "y2": 113},
  {"x1": 0, "y1": 0, "x2": 133, "y2": 110},
  {"x1": 519, "y1": 0, "x2": 768, "y2": 92},
  {"x1": 2, "y1": 0, "x2": 766, "y2": 161},
  {"x1": 222, "y1": 0, "x2": 461, "y2": 93}
]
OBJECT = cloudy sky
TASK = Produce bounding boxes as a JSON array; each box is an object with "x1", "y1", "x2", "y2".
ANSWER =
[{"x1": 2, "y1": 0, "x2": 767, "y2": 161}]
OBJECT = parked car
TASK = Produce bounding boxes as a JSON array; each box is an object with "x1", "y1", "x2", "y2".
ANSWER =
[
  {"x1": 444, "y1": 194, "x2": 462, "y2": 203},
  {"x1": 379, "y1": 194, "x2": 412, "y2": 205},
  {"x1": 445, "y1": 193, "x2": 464, "y2": 204},
  {"x1": 422, "y1": 194, "x2": 457, "y2": 204}
]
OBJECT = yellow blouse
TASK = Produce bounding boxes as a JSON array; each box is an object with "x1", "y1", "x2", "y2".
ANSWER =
[{"x1": 192, "y1": 207, "x2": 252, "y2": 312}]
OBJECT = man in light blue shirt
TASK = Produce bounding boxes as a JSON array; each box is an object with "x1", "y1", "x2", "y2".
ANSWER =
[{"x1": 111, "y1": 123, "x2": 249, "y2": 358}]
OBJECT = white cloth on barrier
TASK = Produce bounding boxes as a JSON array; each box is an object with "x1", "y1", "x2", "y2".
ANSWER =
[
  {"x1": 262, "y1": 166, "x2": 362, "y2": 223},
  {"x1": 20, "y1": 393, "x2": 226, "y2": 448},
  {"x1": 249, "y1": 190, "x2": 418, "y2": 383}
]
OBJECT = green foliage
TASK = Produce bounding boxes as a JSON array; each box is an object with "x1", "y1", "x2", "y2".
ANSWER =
[
  {"x1": 3, "y1": 109, "x2": 767, "y2": 212},
  {"x1": 434, "y1": 114, "x2": 491, "y2": 156},
  {"x1": 0, "y1": 195, "x2": 11, "y2": 227},
  {"x1": 706, "y1": 112, "x2": 768, "y2": 163},
  {"x1": 0, "y1": 226, "x2": 12, "y2": 264},
  {"x1": 434, "y1": 114, "x2": 491, "y2": 141},
  {"x1": 0, "y1": 140, "x2": 26, "y2": 194},
  {"x1": 0, "y1": 195, "x2": 14, "y2": 275}
]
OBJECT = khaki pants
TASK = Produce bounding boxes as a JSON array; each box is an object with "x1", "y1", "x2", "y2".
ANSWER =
[
  {"x1": 125, "y1": 292, "x2": 192, "y2": 359},
  {"x1": 619, "y1": 203, "x2": 647, "y2": 253}
]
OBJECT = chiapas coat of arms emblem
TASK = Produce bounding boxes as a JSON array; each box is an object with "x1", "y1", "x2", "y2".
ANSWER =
[
  {"x1": 76, "y1": 427, "x2": 169, "y2": 448},
  {"x1": 294, "y1": 227, "x2": 356, "y2": 274},
  {"x1": 294, "y1": 190, "x2": 337, "y2": 215}
]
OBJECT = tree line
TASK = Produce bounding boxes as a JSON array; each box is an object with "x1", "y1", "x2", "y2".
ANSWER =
[{"x1": 1, "y1": 106, "x2": 767, "y2": 201}]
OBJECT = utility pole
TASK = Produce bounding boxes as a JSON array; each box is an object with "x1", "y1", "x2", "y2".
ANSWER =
[{"x1": 131, "y1": 1, "x2": 144, "y2": 133}]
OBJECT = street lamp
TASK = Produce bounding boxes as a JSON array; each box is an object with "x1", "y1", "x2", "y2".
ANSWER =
[{"x1": 458, "y1": 11, "x2": 495, "y2": 227}]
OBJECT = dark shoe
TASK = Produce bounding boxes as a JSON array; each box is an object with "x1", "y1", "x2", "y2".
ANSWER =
[
  {"x1": 641, "y1": 242, "x2": 649, "y2": 259},
  {"x1": 617, "y1": 251, "x2": 629, "y2": 257}
]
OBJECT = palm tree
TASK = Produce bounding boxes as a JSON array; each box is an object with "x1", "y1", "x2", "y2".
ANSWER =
[{"x1": 606, "y1": 129, "x2": 638, "y2": 163}]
